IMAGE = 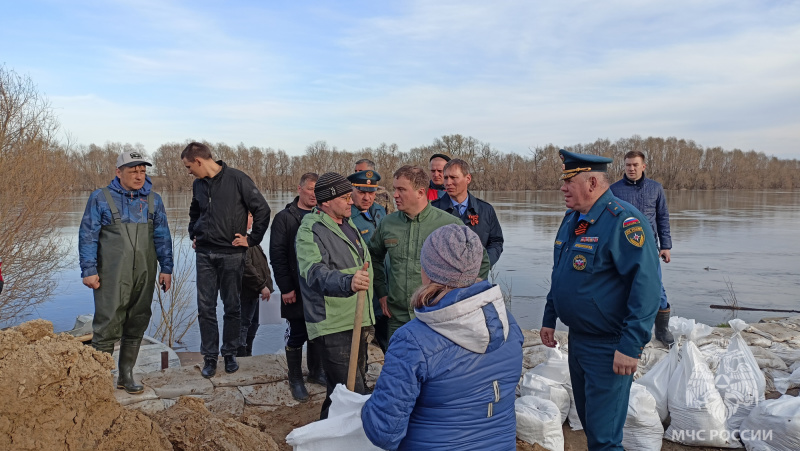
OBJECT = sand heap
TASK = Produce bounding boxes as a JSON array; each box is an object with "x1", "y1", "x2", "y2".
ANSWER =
[
  {"x1": 152, "y1": 396, "x2": 279, "y2": 450},
  {"x1": 0, "y1": 319, "x2": 171, "y2": 450}
]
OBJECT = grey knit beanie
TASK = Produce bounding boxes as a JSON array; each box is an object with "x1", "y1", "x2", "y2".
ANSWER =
[
  {"x1": 315, "y1": 172, "x2": 353, "y2": 203},
  {"x1": 420, "y1": 224, "x2": 483, "y2": 288}
]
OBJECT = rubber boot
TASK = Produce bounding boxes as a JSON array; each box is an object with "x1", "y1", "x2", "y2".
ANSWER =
[
  {"x1": 236, "y1": 346, "x2": 248, "y2": 358},
  {"x1": 246, "y1": 336, "x2": 255, "y2": 357},
  {"x1": 286, "y1": 346, "x2": 309, "y2": 402},
  {"x1": 116, "y1": 339, "x2": 144, "y2": 394},
  {"x1": 306, "y1": 339, "x2": 327, "y2": 387},
  {"x1": 654, "y1": 305, "x2": 674, "y2": 346},
  {"x1": 92, "y1": 342, "x2": 115, "y2": 355}
]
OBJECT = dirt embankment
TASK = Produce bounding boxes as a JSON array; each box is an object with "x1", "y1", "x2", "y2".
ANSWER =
[
  {"x1": 0, "y1": 320, "x2": 281, "y2": 451},
  {"x1": 0, "y1": 319, "x2": 170, "y2": 450}
]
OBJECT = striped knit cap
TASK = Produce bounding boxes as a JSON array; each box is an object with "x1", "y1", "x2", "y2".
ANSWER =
[
  {"x1": 420, "y1": 224, "x2": 483, "y2": 288},
  {"x1": 315, "y1": 172, "x2": 353, "y2": 203}
]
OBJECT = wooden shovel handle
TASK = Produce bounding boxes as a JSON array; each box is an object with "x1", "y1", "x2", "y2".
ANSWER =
[{"x1": 347, "y1": 262, "x2": 369, "y2": 391}]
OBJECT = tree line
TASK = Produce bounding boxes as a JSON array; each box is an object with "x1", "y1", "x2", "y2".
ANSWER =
[
  {"x1": 62, "y1": 134, "x2": 800, "y2": 193},
  {"x1": 2, "y1": 64, "x2": 800, "y2": 322}
]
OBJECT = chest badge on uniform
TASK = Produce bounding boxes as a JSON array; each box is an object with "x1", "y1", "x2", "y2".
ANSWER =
[
  {"x1": 625, "y1": 226, "x2": 645, "y2": 247},
  {"x1": 573, "y1": 254, "x2": 587, "y2": 270},
  {"x1": 579, "y1": 236, "x2": 598, "y2": 243},
  {"x1": 623, "y1": 217, "x2": 641, "y2": 227}
]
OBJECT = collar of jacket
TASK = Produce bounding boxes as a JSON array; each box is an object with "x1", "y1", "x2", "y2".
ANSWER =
[
  {"x1": 109, "y1": 175, "x2": 153, "y2": 197},
  {"x1": 402, "y1": 202, "x2": 436, "y2": 222},
  {"x1": 623, "y1": 173, "x2": 647, "y2": 186},
  {"x1": 414, "y1": 281, "x2": 508, "y2": 354},
  {"x1": 429, "y1": 180, "x2": 445, "y2": 191},
  {"x1": 576, "y1": 188, "x2": 618, "y2": 226},
  {"x1": 310, "y1": 206, "x2": 363, "y2": 253}
]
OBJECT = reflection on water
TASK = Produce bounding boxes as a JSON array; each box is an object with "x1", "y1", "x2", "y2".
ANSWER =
[{"x1": 11, "y1": 189, "x2": 800, "y2": 353}]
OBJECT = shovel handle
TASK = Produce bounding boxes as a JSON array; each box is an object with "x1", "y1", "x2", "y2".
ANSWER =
[{"x1": 347, "y1": 262, "x2": 369, "y2": 391}]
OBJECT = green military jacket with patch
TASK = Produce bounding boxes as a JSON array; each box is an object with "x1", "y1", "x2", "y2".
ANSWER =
[
  {"x1": 296, "y1": 208, "x2": 375, "y2": 340},
  {"x1": 368, "y1": 203, "x2": 491, "y2": 324}
]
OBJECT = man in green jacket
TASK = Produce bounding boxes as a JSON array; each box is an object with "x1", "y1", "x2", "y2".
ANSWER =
[
  {"x1": 296, "y1": 172, "x2": 374, "y2": 420},
  {"x1": 369, "y1": 165, "x2": 490, "y2": 339}
]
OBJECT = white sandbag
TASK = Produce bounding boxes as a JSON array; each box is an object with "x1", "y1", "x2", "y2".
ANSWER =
[
  {"x1": 529, "y1": 345, "x2": 570, "y2": 385},
  {"x1": 623, "y1": 383, "x2": 663, "y2": 451},
  {"x1": 634, "y1": 346, "x2": 669, "y2": 380},
  {"x1": 515, "y1": 396, "x2": 564, "y2": 451},
  {"x1": 664, "y1": 318, "x2": 742, "y2": 448},
  {"x1": 773, "y1": 366, "x2": 800, "y2": 394},
  {"x1": 740, "y1": 395, "x2": 800, "y2": 451},
  {"x1": 700, "y1": 342, "x2": 727, "y2": 373},
  {"x1": 748, "y1": 346, "x2": 787, "y2": 371},
  {"x1": 519, "y1": 371, "x2": 570, "y2": 424},
  {"x1": 716, "y1": 319, "x2": 766, "y2": 431},
  {"x1": 767, "y1": 342, "x2": 800, "y2": 367},
  {"x1": 285, "y1": 384, "x2": 380, "y2": 451},
  {"x1": 563, "y1": 383, "x2": 582, "y2": 431},
  {"x1": 529, "y1": 345, "x2": 582, "y2": 430},
  {"x1": 637, "y1": 316, "x2": 684, "y2": 422}
]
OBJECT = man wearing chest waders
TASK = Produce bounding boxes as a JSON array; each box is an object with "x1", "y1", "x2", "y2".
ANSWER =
[{"x1": 79, "y1": 151, "x2": 173, "y2": 394}]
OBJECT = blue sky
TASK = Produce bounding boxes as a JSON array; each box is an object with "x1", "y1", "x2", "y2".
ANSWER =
[{"x1": 2, "y1": 0, "x2": 799, "y2": 158}]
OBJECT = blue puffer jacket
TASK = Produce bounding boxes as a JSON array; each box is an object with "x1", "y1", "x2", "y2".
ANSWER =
[
  {"x1": 361, "y1": 281, "x2": 523, "y2": 451},
  {"x1": 79, "y1": 176, "x2": 173, "y2": 278}
]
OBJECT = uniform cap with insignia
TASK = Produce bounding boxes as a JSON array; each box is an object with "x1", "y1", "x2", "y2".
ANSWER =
[
  {"x1": 559, "y1": 149, "x2": 613, "y2": 180},
  {"x1": 347, "y1": 169, "x2": 381, "y2": 192}
]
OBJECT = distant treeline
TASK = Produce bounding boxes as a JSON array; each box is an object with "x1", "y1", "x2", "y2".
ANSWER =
[{"x1": 64, "y1": 134, "x2": 800, "y2": 192}]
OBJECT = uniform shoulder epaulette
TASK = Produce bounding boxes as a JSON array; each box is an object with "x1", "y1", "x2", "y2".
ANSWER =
[{"x1": 605, "y1": 200, "x2": 626, "y2": 217}]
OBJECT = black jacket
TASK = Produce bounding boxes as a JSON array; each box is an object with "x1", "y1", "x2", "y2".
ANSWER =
[
  {"x1": 269, "y1": 197, "x2": 311, "y2": 319},
  {"x1": 242, "y1": 244, "x2": 275, "y2": 296},
  {"x1": 188, "y1": 161, "x2": 271, "y2": 253},
  {"x1": 432, "y1": 192, "x2": 504, "y2": 267}
]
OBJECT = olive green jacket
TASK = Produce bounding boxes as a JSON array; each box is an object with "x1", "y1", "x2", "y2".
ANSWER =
[{"x1": 368, "y1": 203, "x2": 490, "y2": 324}]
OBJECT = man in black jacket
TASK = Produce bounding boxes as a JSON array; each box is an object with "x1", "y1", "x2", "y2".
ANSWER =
[
  {"x1": 432, "y1": 159, "x2": 504, "y2": 267},
  {"x1": 182, "y1": 142, "x2": 271, "y2": 378},
  {"x1": 269, "y1": 172, "x2": 325, "y2": 402}
]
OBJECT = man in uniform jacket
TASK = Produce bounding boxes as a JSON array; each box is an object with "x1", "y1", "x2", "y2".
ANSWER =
[
  {"x1": 540, "y1": 149, "x2": 660, "y2": 450},
  {"x1": 432, "y1": 158, "x2": 504, "y2": 267},
  {"x1": 348, "y1": 169, "x2": 389, "y2": 352},
  {"x1": 269, "y1": 172, "x2": 325, "y2": 402},
  {"x1": 182, "y1": 142, "x2": 271, "y2": 378},
  {"x1": 426, "y1": 153, "x2": 450, "y2": 201},
  {"x1": 79, "y1": 151, "x2": 173, "y2": 394},
  {"x1": 296, "y1": 172, "x2": 374, "y2": 420},
  {"x1": 369, "y1": 165, "x2": 490, "y2": 339}
]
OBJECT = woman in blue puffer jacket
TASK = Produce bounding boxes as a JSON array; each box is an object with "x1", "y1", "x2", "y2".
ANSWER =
[{"x1": 361, "y1": 224, "x2": 523, "y2": 450}]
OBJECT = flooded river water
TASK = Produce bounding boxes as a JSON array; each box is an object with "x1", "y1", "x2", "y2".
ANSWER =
[{"x1": 11, "y1": 189, "x2": 800, "y2": 354}]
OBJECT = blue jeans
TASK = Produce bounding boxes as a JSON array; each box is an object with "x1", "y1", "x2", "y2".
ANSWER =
[
  {"x1": 196, "y1": 251, "x2": 245, "y2": 358},
  {"x1": 657, "y1": 261, "x2": 668, "y2": 310},
  {"x1": 568, "y1": 333, "x2": 633, "y2": 451}
]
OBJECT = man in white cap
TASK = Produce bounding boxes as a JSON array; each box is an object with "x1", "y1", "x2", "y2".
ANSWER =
[{"x1": 78, "y1": 150, "x2": 173, "y2": 394}]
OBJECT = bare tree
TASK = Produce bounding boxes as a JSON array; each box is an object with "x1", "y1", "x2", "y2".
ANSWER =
[{"x1": 0, "y1": 65, "x2": 69, "y2": 322}]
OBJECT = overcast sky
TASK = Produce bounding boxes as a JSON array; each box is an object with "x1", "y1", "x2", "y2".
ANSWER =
[{"x1": 2, "y1": 0, "x2": 799, "y2": 159}]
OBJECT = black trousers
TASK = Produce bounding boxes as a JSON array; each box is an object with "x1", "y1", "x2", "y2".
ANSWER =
[{"x1": 318, "y1": 328, "x2": 368, "y2": 419}]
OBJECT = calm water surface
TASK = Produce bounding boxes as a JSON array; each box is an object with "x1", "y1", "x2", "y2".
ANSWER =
[{"x1": 13, "y1": 190, "x2": 800, "y2": 354}]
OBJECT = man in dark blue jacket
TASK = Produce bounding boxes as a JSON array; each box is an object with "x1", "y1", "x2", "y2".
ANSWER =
[
  {"x1": 610, "y1": 150, "x2": 674, "y2": 345},
  {"x1": 79, "y1": 151, "x2": 173, "y2": 394},
  {"x1": 182, "y1": 142, "x2": 271, "y2": 378},
  {"x1": 541, "y1": 149, "x2": 660, "y2": 451},
  {"x1": 432, "y1": 159, "x2": 504, "y2": 267}
]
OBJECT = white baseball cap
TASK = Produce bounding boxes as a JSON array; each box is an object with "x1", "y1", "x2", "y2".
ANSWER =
[{"x1": 116, "y1": 151, "x2": 152, "y2": 168}]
